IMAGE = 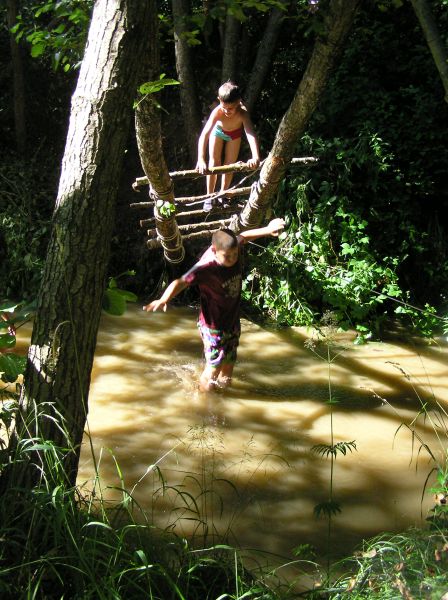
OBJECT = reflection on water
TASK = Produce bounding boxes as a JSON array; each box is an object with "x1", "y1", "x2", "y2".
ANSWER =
[{"x1": 73, "y1": 304, "x2": 448, "y2": 571}]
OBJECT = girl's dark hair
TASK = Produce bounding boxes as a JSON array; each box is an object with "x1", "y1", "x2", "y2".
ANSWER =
[{"x1": 218, "y1": 81, "x2": 242, "y2": 103}]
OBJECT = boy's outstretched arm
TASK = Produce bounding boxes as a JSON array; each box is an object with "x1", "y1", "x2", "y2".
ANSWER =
[
  {"x1": 242, "y1": 112, "x2": 260, "y2": 169},
  {"x1": 143, "y1": 278, "x2": 189, "y2": 313},
  {"x1": 239, "y1": 218, "x2": 285, "y2": 242}
]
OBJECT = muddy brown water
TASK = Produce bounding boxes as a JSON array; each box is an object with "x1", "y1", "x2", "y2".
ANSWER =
[{"x1": 12, "y1": 305, "x2": 448, "y2": 581}]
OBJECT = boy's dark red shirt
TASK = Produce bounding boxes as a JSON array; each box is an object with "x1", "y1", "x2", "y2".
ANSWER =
[{"x1": 182, "y1": 245, "x2": 242, "y2": 331}]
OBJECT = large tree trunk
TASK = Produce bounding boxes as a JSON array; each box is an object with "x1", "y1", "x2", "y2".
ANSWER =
[
  {"x1": 244, "y1": 5, "x2": 287, "y2": 113},
  {"x1": 6, "y1": 0, "x2": 26, "y2": 155},
  {"x1": 410, "y1": 0, "x2": 448, "y2": 103},
  {"x1": 221, "y1": 13, "x2": 241, "y2": 82},
  {"x1": 1, "y1": 0, "x2": 152, "y2": 492},
  {"x1": 172, "y1": 0, "x2": 202, "y2": 162},
  {"x1": 238, "y1": 0, "x2": 364, "y2": 230},
  {"x1": 136, "y1": 0, "x2": 184, "y2": 265}
]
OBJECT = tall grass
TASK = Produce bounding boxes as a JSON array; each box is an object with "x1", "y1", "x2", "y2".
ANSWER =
[
  {"x1": 313, "y1": 347, "x2": 448, "y2": 599},
  {"x1": 0, "y1": 406, "x2": 312, "y2": 599}
]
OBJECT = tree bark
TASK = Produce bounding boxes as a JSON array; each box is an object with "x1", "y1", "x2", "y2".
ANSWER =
[
  {"x1": 238, "y1": 0, "x2": 364, "y2": 231},
  {"x1": 245, "y1": 5, "x2": 287, "y2": 113},
  {"x1": 172, "y1": 0, "x2": 202, "y2": 162},
  {"x1": 221, "y1": 13, "x2": 241, "y2": 82},
  {"x1": 6, "y1": 0, "x2": 26, "y2": 155},
  {"x1": 410, "y1": 0, "x2": 448, "y2": 103},
  {"x1": 135, "y1": 0, "x2": 185, "y2": 264},
  {"x1": 1, "y1": 0, "x2": 152, "y2": 492}
]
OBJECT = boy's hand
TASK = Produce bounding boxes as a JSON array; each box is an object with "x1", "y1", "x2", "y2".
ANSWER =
[
  {"x1": 196, "y1": 158, "x2": 207, "y2": 174},
  {"x1": 246, "y1": 157, "x2": 260, "y2": 169},
  {"x1": 267, "y1": 218, "x2": 285, "y2": 237},
  {"x1": 143, "y1": 300, "x2": 168, "y2": 312}
]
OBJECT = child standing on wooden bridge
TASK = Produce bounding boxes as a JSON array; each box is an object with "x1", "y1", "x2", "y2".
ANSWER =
[
  {"x1": 143, "y1": 218, "x2": 285, "y2": 392},
  {"x1": 196, "y1": 81, "x2": 260, "y2": 211}
]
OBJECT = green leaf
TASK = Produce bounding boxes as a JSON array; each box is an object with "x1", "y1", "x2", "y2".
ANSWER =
[
  {"x1": 138, "y1": 75, "x2": 180, "y2": 96},
  {"x1": 102, "y1": 289, "x2": 127, "y2": 316},
  {"x1": 31, "y1": 41, "x2": 47, "y2": 58}
]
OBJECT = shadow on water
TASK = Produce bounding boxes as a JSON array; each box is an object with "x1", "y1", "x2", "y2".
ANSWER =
[{"x1": 74, "y1": 305, "x2": 448, "y2": 572}]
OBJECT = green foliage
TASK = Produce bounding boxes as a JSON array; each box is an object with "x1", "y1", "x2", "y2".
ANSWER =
[
  {"x1": 156, "y1": 199, "x2": 177, "y2": 218},
  {"x1": 244, "y1": 125, "x2": 446, "y2": 339},
  {"x1": 0, "y1": 156, "x2": 55, "y2": 300},
  {"x1": 0, "y1": 300, "x2": 34, "y2": 384},
  {"x1": 313, "y1": 500, "x2": 342, "y2": 519},
  {"x1": 331, "y1": 529, "x2": 448, "y2": 599},
  {"x1": 11, "y1": 0, "x2": 92, "y2": 72},
  {"x1": 311, "y1": 440, "x2": 357, "y2": 460}
]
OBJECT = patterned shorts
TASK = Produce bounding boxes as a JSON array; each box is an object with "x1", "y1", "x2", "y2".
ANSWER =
[{"x1": 198, "y1": 323, "x2": 240, "y2": 368}]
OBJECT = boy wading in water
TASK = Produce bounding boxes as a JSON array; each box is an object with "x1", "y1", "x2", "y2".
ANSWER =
[
  {"x1": 196, "y1": 82, "x2": 260, "y2": 210},
  {"x1": 143, "y1": 218, "x2": 285, "y2": 392}
]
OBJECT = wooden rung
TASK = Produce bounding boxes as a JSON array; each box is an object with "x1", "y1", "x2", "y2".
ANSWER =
[
  {"x1": 130, "y1": 186, "x2": 251, "y2": 209},
  {"x1": 175, "y1": 186, "x2": 251, "y2": 204},
  {"x1": 134, "y1": 163, "x2": 251, "y2": 188},
  {"x1": 147, "y1": 228, "x2": 218, "y2": 249},
  {"x1": 147, "y1": 218, "x2": 231, "y2": 239},
  {"x1": 139, "y1": 205, "x2": 239, "y2": 227}
]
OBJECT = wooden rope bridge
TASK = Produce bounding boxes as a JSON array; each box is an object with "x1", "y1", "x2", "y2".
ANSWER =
[{"x1": 130, "y1": 157, "x2": 318, "y2": 263}]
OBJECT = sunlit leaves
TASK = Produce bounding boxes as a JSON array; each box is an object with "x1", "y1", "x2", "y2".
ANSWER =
[{"x1": 12, "y1": 0, "x2": 92, "y2": 72}]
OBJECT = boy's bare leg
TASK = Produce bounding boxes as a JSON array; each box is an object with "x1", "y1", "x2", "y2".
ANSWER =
[
  {"x1": 199, "y1": 364, "x2": 220, "y2": 392},
  {"x1": 221, "y1": 138, "x2": 241, "y2": 191},
  {"x1": 206, "y1": 136, "x2": 224, "y2": 197},
  {"x1": 217, "y1": 362, "x2": 234, "y2": 388}
]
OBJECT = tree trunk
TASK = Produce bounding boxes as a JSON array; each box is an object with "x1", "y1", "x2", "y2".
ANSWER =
[
  {"x1": 245, "y1": 5, "x2": 287, "y2": 113},
  {"x1": 221, "y1": 13, "x2": 241, "y2": 82},
  {"x1": 410, "y1": 0, "x2": 448, "y2": 103},
  {"x1": 1, "y1": 0, "x2": 152, "y2": 493},
  {"x1": 6, "y1": 0, "x2": 26, "y2": 155},
  {"x1": 172, "y1": 0, "x2": 202, "y2": 162},
  {"x1": 238, "y1": 0, "x2": 364, "y2": 231},
  {"x1": 135, "y1": 0, "x2": 185, "y2": 265}
]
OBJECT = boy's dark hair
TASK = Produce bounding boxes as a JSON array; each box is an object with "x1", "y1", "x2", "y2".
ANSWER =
[
  {"x1": 212, "y1": 228, "x2": 238, "y2": 250},
  {"x1": 218, "y1": 81, "x2": 242, "y2": 103}
]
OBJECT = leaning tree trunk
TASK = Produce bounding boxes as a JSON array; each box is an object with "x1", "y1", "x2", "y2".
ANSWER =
[
  {"x1": 410, "y1": 0, "x2": 448, "y2": 103},
  {"x1": 136, "y1": 0, "x2": 184, "y2": 265},
  {"x1": 6, "y1": 0, "x2": 26, "y2": 155},
  {"x1": 172, "y1": 0, "x2": 202, "y2": 162},
  {"x1": 244, "y1": 5, "x2": 287, "y2": 113},
  {"x1": 1, "y1": 0, "x2": 152, "y2": 493},
  {"x1": 238, "y1": 0, "x2": 364, "y2": 231},
  {"x1": 221, "y1": 13, "x2": 241, "y2": 82}
]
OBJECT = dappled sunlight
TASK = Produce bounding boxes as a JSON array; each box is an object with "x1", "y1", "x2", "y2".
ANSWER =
[{"x1": 74, "y1": 304, "x2": 448, "y2": 562}]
